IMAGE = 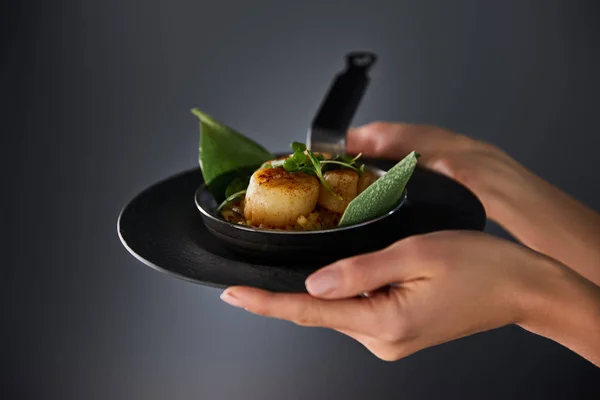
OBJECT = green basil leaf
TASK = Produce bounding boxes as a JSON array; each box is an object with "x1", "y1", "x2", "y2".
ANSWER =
[
  {"x1": 192, "y1": 108, "x2": 274, "y2": 200},
  {"x1": 225, "y1": 177, "x2": 249, "y2": 198}
]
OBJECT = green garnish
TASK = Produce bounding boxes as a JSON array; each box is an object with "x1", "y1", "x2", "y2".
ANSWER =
[
  {"x1": 272, "y1": 142, "x2": 367, "y2": 200},
  {"x1": 338, "y1": 151, "x2": 419, "y2": 227},
  {"x1": 192, "y1": 109, "x2": 419, "y2": 227},
  {"x1": 217, "y1": 189, "x2": 247, "y2": 211},
  {"x1": 283, "y1": 158, "x2": 299, "y2": 172},
  {"x1": 319, "y1": 160, "x2": 361, "y2": 173},
  {"x1": 225, "y1": 177, "x2": 249, "y2": 198},
  {"x1": 305, "y1": 149, "x2": 342, "y2": 200},
  {"x1": 192, "y1": 108, "x2": 274, "y2": 202},
  {"x1": 291, "y1": 141, "x2": 307, "y2": 153}
]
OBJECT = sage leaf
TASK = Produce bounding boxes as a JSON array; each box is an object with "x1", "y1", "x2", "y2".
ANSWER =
[{"x1": 338, "y1": 151, "x2": 419, "y2": 227}]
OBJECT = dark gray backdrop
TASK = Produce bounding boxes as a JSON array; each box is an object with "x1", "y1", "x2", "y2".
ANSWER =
[{"x1": 4, "y1": 0, "x2": 600, "y2": 399}]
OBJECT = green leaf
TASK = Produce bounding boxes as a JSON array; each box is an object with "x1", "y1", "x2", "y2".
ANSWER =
[
  {"x1": 263, "y1": 158, "x2": 286, "y2": 169},
  {"x1": 225, "y1": 177, "x2": 249, "y2": 198},
  {"x1": 320, "y1": 160, "x2": 361, "y2": 173},
  {"x1": 292, "y1": 151, "x2": 306, "y2": 164},
  {"x1": 192, "y1": 108, "x2": 274, "y2": 200},
  {"x1": 217, "y1": 189, "x2": 247, "y2": 212},
  {"x1": 291, "y1": 142, "x2": 307, "y2": 153},
  {"x1": 283, "y1": 158, "x2": 299, "y2": 171},
  {"x1": 298, "y1": 167, "x2": 316, "y2": 175},
  {"x1": 306, "y1": 150, "x2": 342, "y2": 200},
  {"x1": 338, "y1": 151, "x2": 419, "y2": 227}
]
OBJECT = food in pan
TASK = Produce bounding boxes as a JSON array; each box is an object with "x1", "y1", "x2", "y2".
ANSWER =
[{"x1": 192, "y1": 108, "x2": 418, "y2": 231}]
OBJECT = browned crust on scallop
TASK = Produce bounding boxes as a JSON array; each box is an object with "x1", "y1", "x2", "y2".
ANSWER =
[
  {"x1": 254, "y1": 167, "x2": 318, "y2": 193},
  {"x1": 326, "y1": 169, "x2": 358, "y2": 192}
]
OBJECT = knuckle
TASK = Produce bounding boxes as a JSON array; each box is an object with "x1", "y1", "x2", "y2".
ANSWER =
[
  {"x1": 432, "y1": 134, "x2": 503, "y2": 186},
  {"x1": 337, "y1": 256, "x2": 370, "y2": 290},
  {"x1": 247, "y1": 293, "x2": 280, "y2": 318},
  {"x1": 453, "y1": 164, "x2": 477, "y2": 188},
  {"x1": 404, "y1": 232, "x2": 458, "y2": 272},
  {"x1": 434, "y1": 153, "x2": 478, "y2": 188},
  {"x1": 371, "y1": 344, "x2": 411, "y2": 362},
  {"x1": 402, "y1": 234, "x2": 435, "y2": 262},
  {"x1": 366, "y1": 120, "x2": 390, "y2": 131},
  {"x1": 454, "y1": 133, "x2": 478, "y2": 148},
  {"x1": 250, "y1": 302, "x2": 271, "y2": 317},
  {"x1": 293, "y1": 304, "x2": 322, "y2": 327}
]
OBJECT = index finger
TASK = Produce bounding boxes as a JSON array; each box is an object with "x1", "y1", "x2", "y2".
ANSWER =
[
  {"x1": 220, "y1": 286, "x2": 386, "y2": 336},
  {"x1": 347, "y1": 122, "x2": 468, "y2": 166}
]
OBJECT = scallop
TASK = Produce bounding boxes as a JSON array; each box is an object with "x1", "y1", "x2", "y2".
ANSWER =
[
  {"x1": 244, "y1": 167, "x2": 320, "y2": 228},
  {"x1": 357, "y1": 170, "x2": 378, "y2": 194},
  {"x1": 310, "y1": 151, "x2": 333, "y2": 160},
  {"x1": 317, "y1": 169, "x2": 359, "y2": 214}
]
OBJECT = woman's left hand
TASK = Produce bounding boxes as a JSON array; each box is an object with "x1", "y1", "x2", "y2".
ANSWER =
[{"x1": 220, "y1": 231, "x2": 600, "y2": 365}]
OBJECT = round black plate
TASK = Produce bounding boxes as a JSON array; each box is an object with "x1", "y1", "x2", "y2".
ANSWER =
[{"x1": 117, "y1": 159, "x2": 486, "y2": 292}]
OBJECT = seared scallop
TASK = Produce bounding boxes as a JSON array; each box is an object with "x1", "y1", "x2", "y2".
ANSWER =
[
  {"x1": 309, "y1": 151, "x2": 333, "y2": 160},
  {"x1": 317, "y1": 169, "x2": 359, "y2": 214},
  {"x1": 357, "y1": 170, "x2": 378, "y2": 194},
  {"x1": 244, "y1": 167, "x2": 320, "y2": 228}
]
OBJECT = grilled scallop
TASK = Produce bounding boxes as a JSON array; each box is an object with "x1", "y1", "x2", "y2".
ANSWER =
[
  {"x1": 244, "y1": 167, "x2": 320, "y2": 228},
  {"x1": 317, "y1": 169, "x2": 360, "y2": 214},
  {"x1": 357, "y1": 170, "x2": 378, "y2": 194},
  {"x1": 311, "y1": 152, "x2": 333, "y2": 160}
]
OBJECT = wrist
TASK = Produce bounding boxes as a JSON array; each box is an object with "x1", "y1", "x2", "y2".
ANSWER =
[
  {"x1": 519, "y1": 256, "x2": 600, "y2": 366},
  {"x1": 481, "y1": 147, "x2": 600, "y2": 286}
]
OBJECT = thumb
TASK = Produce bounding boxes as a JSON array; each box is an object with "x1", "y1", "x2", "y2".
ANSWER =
[{"x1": 305, "y1": 243, "x2": 425, "y2": 299}]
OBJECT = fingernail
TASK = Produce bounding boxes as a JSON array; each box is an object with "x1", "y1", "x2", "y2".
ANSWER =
[
  {"x1": 220, "y1": 290, "x2": 245, "y2": 308},
  {"x1": 306, "y1": 268, "x2": 340, "y2": 296}
]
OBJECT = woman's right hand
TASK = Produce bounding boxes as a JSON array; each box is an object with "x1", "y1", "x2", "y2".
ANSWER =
[{"x1": 347, "y1": 122, "x2": 600, "y2": 286}]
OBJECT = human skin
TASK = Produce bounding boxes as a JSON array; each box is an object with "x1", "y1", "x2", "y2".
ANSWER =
[{"x1": 219, "y1": 122, "x2": 600, "y2": 366}]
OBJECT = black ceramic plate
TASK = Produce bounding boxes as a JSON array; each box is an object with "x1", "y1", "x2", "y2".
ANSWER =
[{"x1": 117, "y1": 158, "x2": 486, "y2": 293}]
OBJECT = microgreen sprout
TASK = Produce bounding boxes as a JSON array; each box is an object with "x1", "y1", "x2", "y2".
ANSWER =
[
  {"x1": 272, "y1": 141, "x2": 367, "y2": 200},
  {"x1": 222, "y1": 142, "x2": 367, "y2": 209}
]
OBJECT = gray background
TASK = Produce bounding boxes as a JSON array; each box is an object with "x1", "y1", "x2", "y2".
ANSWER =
[{"x1": 4, "y1": 0, "x2": 600, "y2": 399}]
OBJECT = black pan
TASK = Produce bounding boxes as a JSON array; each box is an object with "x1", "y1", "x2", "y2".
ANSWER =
[{"x1": 195, "y1": 164, "x2": 407, "y2": 262}]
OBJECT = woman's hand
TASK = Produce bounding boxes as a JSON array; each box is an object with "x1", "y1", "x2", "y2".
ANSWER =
[
  {"x1": 219, "y1": 121, "x2": 600, "y2": 366},
  {"x1": 347, "y1": 122, "x2": 600, "y2": 286},
  {"x1": 221, "y1": 231, "x2": 600, "y2": 365}
]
